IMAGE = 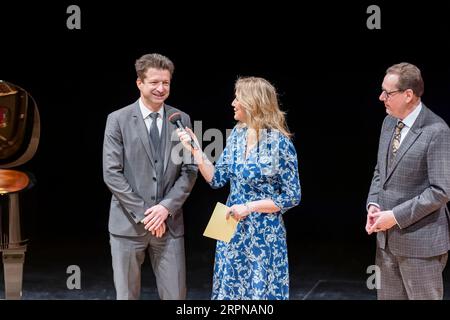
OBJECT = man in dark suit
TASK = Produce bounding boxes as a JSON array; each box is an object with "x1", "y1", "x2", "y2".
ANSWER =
[
  {"x1": 366, "y1": 62, "x2": 450, "y2": 299},
  {"x1": 103, "y1": 53, "x2": 197, "y2": 299}
]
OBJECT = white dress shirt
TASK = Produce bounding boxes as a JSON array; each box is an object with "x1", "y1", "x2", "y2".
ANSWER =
[
  {"x1": 397, "y1": 101, "x2": 422, "y2": 146},
  {"x1": 139, "y1": 98, "x2": 164, "y2": 136}
]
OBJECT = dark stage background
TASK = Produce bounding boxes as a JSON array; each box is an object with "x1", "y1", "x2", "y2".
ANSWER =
[{"x1": 1, "y1": 1, "x2": 450, "y2": 299}]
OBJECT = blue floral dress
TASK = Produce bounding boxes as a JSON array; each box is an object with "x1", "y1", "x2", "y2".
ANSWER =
[{"x1": 210, "y1": 126, "x2": 301, "y2": 300}]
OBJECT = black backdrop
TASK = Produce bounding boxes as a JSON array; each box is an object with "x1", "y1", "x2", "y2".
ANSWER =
[{"x1": 1, "y1": 0, "x2": 450, "y2": 292}]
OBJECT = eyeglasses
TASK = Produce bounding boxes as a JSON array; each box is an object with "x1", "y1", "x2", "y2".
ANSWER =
[{"x1": 381, "y1": 89, "x2": 403, "y2": 100}]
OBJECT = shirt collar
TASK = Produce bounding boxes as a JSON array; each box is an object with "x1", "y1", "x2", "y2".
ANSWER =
[
  {"x1": 400, "y1": 101, "x2": 422, "y2": 128},
  {"x1": 138, "y1": 98, "x2": 164, "y2": 120}
]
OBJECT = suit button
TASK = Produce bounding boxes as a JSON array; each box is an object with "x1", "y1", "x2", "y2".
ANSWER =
[
  {"x1": 153, "y1": 177, "x2": 157, "y2": 182},
  {"x1": 155, "y1": 159, "x2": 158, "y2": 163},
  {"x1": 151, "y1": 196, "x2": 155, "y2": 200}
]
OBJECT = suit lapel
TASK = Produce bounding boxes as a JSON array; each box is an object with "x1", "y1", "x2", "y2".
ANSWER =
[
  {"x1": 163, "y1": 105, "x2": 176, "y2": 173},
  {"x1": 380, "y1": 119, "x2": 395, "y2": 179},
  {"x1": 133, "y1": 102, "x2": 155, "y2": 168},
  {"x1": 385, "y1": 106, "x2": 426, "y2": 181}
]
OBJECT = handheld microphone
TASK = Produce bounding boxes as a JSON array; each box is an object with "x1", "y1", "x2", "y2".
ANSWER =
[{"x1": 168, "y1": 112, "x2": 198, "y2": 150}]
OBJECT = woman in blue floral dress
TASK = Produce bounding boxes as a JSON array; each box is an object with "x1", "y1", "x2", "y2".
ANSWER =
[{"x1": 177, "y1": 77, "x2": 301, "y2": 300}]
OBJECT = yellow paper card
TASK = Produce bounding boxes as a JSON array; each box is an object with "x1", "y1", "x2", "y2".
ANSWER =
[{"x1": 203, "y1": 202, "x2": 238, "y2": 243}]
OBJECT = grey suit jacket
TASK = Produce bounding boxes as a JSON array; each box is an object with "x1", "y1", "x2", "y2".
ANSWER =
[
  {"x1": 367, "y1": 105, "x2": 450, "y2": 257},
  {"x1": 103, "y1": 101, "x2": 198, "y2": 237}
]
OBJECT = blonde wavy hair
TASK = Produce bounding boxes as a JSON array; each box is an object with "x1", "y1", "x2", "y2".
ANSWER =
[{"x1": 235, "y1": 77, "x2": 292, "y2": 139}]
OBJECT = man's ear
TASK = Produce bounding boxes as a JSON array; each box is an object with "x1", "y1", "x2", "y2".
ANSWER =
[
  {"x1": 136, "y1": 77, "x2": 143, "y2": 89},
  {"x1": 405, "y1": 89, "x2": 415, "y2": 103}
]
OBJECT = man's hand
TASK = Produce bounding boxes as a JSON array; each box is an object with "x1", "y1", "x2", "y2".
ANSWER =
[
  {"x1": 153, "y1": 221, "x2": 166, "y2": 238},
  {"x1": 367, "y1": 210, "x2": 397, "y2": 235},
  {"x1": 141, "y1": 204, "x2": 170, "y2": 232},
  {"x1": 366, "y1": 205, "x2": 381, "y2": 234}
]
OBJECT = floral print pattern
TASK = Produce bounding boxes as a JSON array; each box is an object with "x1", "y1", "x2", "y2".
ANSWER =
[{"x1": 210, "y1": 126, "x2": 301, "y2": 300}]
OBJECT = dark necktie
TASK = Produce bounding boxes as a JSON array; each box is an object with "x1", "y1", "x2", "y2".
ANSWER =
[
  {"x1": 149, "y1": 112, "x2": 160, "y2": 148},
  {"x1": 391, "y1": 121, "x2": 405, "y2": 163}
]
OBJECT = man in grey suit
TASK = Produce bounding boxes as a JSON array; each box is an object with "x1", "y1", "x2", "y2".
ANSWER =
[
  {"x1": 366, "y1": 62, "x2": 450, "y2": 299},
  {"x1": 103, "y1": 53, "x2": 197, "y2": 299}
]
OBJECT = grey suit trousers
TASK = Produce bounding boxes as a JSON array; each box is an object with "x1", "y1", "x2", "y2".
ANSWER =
[
  {"x1": 110, "y1": 232, "x2": 186, "y2": 300},
  {"x1": 376, "y1": 245, "x2": 448, "y2": 300}
]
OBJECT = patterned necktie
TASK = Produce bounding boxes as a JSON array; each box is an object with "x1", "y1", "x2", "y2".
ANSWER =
[
  {"x1": 149, "y1": 112, "x2": 160, "y2": 148},
  {"x1": 391, "y1": 121, "x2": 405, "y2": 162}
]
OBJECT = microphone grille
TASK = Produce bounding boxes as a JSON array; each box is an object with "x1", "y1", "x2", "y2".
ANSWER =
[{"x1": 168, "y1": 112, "x2": 182, "y2": 124}]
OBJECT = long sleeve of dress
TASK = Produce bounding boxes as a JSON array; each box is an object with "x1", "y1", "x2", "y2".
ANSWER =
[
  {"x1": 209, "y1": 128, "x2": 236, "y2": 189},
  {"x1": 271, "y1": 136, "x2": 301, "y2": 213}
]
